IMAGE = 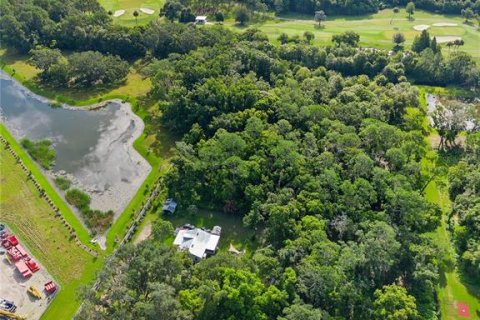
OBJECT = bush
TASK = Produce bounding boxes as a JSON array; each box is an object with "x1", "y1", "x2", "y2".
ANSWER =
[
  {"x1": 215, "y1": 12, "x2": 224, "y2": 22},
  {"x1": 65, "y1": 188, "x2": 91, "y2": 212},
  {"x1": 65, "y1": 188, "x2": 113, "y2": 232},
  {"x1": 21, "y1": 138, "x2": 56, "y2": 169},
  {"x1": 83, "y1": 209, "x2": 114, "y2": 232},
  {"x1": 235, "y1": 7, "x2": 250, "y2": 25},
  {"x1": 55, "y1": 176, "x2": 71, "y2": 190}
]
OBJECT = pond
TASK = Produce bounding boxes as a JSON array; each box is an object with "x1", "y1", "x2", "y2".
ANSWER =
[{"x1": 0, "y1": 71, "x2": 151, "y2": 237}]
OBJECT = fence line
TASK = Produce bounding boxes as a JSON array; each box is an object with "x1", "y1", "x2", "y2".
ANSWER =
[{"x1": 0, "y1": 135, "x2": 98, "y2": 257}]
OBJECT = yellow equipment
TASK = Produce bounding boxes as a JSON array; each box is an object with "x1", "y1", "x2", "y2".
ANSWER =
[
  {"x1": 0, "y1": 309, "x2": 26, "y2": 320},
  {"x1": 27, "y1": 286, "x2": 41, "y2": 299}
]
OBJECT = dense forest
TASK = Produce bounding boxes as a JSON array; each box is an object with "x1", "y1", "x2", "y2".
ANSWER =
[
  {"x1": 77, "y1": 21, "x2": 474, "y2": 320},
  {"x1": 448, "y1": 133, "x2": 480, "y2": 280},
  {"x1": 1, "y1": 0, "x2": 479, "y2": 319}
]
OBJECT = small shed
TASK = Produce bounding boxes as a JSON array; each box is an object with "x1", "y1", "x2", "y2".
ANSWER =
[
  {"x1": 163, "y1": 198, "x2": 177, "y2": 215},
  {"x1": 195, "y1": 16, "x2": 207, "y2": 24}
]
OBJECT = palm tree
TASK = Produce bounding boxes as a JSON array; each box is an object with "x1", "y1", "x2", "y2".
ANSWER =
[
  {"x1": 133, "y1": 10, "x2": 139, "y2": 24},
  {"x1": 391, "y1": 7, "x2": 399, "y2": 25}
]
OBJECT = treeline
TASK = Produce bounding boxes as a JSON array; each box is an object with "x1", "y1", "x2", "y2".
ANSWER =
[
  {"x1": 273, "y1": 0, "x2": 480, "y2": 15},
  {"x1": 0, "y1": 0, "x2": 233, "y2": 60},
  {"x1": 448, "y1": 133, "x2": 480, "y2": 279},
  {"x1": 164, "y1": 0, "x2": 480, "y2": 16},
  {"x1": 2, "y1": 0, "x2": 479, "y2": 90},
  {"x1": 0, "y1": 0, "x2": 239, "y2": 59}
]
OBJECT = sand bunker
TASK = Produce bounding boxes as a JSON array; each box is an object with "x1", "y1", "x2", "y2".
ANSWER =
[
  {"x1": 140, "y1": 8, "x2": 154, "y2": 15},
  {"x1": 413, "y1": 24, "x2": 430, "y2": 31},
  {"x1": 432, "y1": 22, "x2": 458, "y2": 27},
  {"x1": 435, "y1": 36, "x2": 462, "y2": 43},
  {"x1": 113, "y1": 9, "x2": 125, "y2": 17}
]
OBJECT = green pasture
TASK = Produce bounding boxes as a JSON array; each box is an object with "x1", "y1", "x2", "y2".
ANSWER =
[
  {"x1": 98, "y1": 0, "x2": 165, "y2": 26},
  {"x1": 227, "y1": 9, "x2": 480, "y2": 62},
  {"x1": 425, "y1": 180, "x2": 480, "y2": 320},
  {"x1": 0, "y1": 137, "x2": 103, "y2": 320}
]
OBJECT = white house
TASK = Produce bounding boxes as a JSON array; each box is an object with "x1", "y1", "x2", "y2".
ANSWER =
[
  {"x1": 173, "y1": 226, "x2": 221, "y2": 261},
  {"x1": 195, "y1": 16, "x2": 207, "y2": 25}
]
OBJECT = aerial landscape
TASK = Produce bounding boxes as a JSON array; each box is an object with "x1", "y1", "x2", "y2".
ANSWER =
[{"x1": 0, "y1": 0, "x2": 479, "y2": 319}]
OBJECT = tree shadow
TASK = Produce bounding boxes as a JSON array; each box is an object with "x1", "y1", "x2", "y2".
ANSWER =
[
  {"x1": 458, "y1": 265, "x2": 480, "y2": 298},
  {"x1": 436, "y1": 148, "x2": 464, "y2": 167},
  {"x1": 276, "y1": 12, "x2": 375, "y2": 21}
]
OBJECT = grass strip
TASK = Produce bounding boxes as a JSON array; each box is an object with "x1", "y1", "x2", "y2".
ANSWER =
[{"x1": 0, "y1": 124, "x2": 96, "y2": 250}]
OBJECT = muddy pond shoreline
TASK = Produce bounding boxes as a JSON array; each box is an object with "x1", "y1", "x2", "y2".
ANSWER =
[{"x1": 0, "y1": 71, "x2": 152, "y2": 248}]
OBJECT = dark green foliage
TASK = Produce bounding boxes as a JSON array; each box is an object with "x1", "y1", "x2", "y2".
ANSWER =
[
  {"x1": 161, "y1": 0, "x2": 183, "y2": 21},
  {"x1": 67, "y1": 51, "x2": 129, "y2": 87},
  {"x1": 332, "y1": 31, "x2": 360, "y2": 47},
  {"x1": 30, "y1": 47, "x2": 129, "y2": 88},
  {"x1": 136, "y1": 32, "x2": 444, "y2": 318},
  {"x1": 215, "y1": 12, "x2": 225, "y2": 22},
  {"x1": 272, "y1": 0, "x2": 476, "y2": 15},
  {"x1": 449, "y1": 133, "x2": 480, "y2": 279},
  {"x1": 54, "y1": 176, "x2": 71, "y2": 190},
  {"x1": 179, "y1": 8, "x2": 195, "y2": 23},
  {"x1": 392, "y1": 33, "x2": 406, "y2": 51},
  {"x1": 235, "y1": 7, "x2": 250, "y2": 25},
  {"x1": 412, "y1": 30, "x2": 431, "y2": 53},
  {"x1": 65, "y1": 188, "x2": 91, "y2": 212},
  {"x1": 65, "y1": 188, "x2": 113, "y2": 232},
  {"x1": 20, "y1": 138, "x2": 56, "y2": 169}
]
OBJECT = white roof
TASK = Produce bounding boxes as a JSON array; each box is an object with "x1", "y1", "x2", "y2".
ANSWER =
[
  {"x1": 174, "y1": 228, "x2": 220, "y2": 259},
  {"x1": 196, "y1": 16, "x2": 207, "y2": 20}
]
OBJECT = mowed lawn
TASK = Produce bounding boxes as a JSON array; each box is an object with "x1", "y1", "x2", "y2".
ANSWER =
[
  {"x1": 99, "y1": 0, "x2": 165, "y2": 26},
  {"x1": 0, "y1": 144, "x2": 102, "y2": 320},
  {"x1": 424, "y1": 180, "x2": 480, "y2": 320},
  {"x1": 228, "y1": 9, "x2": 480, "y2": 62}
]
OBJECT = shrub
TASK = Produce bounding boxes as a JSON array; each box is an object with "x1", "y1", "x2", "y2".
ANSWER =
[
  {"x1": 55, "y1": 176, "x2": 71, "y2": 190},
  {"x1": 21, "y1": 138, "x2": 56, "y2": 169},
  {"x1": 65, "y1": 188, "x2": 91, "y2": 212}
]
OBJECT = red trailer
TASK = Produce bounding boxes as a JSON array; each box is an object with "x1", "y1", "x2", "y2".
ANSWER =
[
  {"x1": 15, "y1": 260, "x2": 33, "y2": 278},
  {"x1": 44, "y1": 281, "x2": 57, "y2": 294},
  {"x1": 1, "y1": 235, "x2": 18, "y2": 249},
  {"x1": 15, "y1": 244, "x2": 28, "y2": 257},
  {"x1": 25, "y1": 257, "x2": 40, "y2": 272},
  {"x1": 7, "y1": 247, "x2": 23, "y2": 261}
]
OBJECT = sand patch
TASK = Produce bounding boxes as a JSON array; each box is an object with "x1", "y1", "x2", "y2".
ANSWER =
[
  {"x1": 432, "y1": 22, "x2": 458, "y2": 27},
  {"x1": 413, "y1": 24, "x2": 430, "y2": 31},
  {"x1": 113, "y1": 9, "x2": 125, "y2": 17},
  {"x1": 140, "y1": 8, "x2": 154, "y2": 15},
  {"x1": 435, "y1": 36, "x2": 462, "y2": 43},
  {"x1": 134, "y1": 222, "x2": 152, "y2": 244}
]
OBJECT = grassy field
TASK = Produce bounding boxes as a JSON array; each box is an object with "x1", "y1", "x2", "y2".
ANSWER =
[
  {"x1": 0, "y1": 140, "x2": 103, "y2": 320},
  {"x1": 99, "y1": 0, "x2": 164, "y2": 26},
  {"x1": 425, "y1": 180, "x2": 480, "y2": 320},
  {"x1": 227, "y1": 8, "x2": 480, "y2": 62},
  {"x1": 0, "y1": 125, "x2": 96, "y2": 249}
]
